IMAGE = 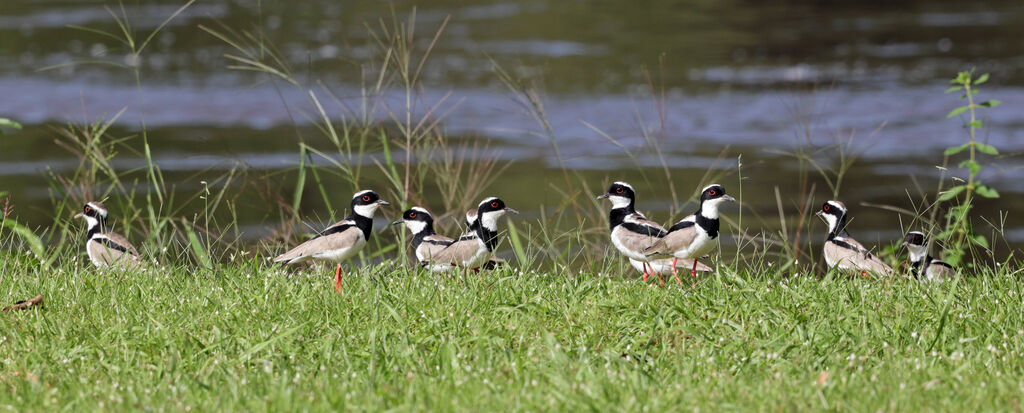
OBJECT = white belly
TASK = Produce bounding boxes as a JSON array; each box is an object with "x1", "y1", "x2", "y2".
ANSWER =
[
  {"x1": 312, "y1": 237, "x2": 365, "y2": 263},
  {"x1": 611, "y1": 227, "x2": 648, "y2": 261},
  {"x1": 672, "y1": 232, "x2": 716, "y2": 259}
]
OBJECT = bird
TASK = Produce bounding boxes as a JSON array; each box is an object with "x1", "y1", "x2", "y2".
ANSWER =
[
  {"x1": 392, "y1": 207, "x2": 455, "y2": 271},
  {"x1": 903, "y1": 231, "x2": 956, "y2": 281},
  {"x1": 814, "y1": 200, "x2": 893, "y2": 277},
  {"x1": 424, "y1": 197, "x2": 517, "y2": 271},
  {"x1": 74, "y1": 201, "x2": 143, "y2": 268},
  {"x1": 597, "y1": 181, "x2": 672, "y2": 286},
  {"x1": 644, "y1": 184, "x2": 735, "y2": 282},
  {"x1": 273, "y1": 190, "x2": 389, "y2": 293},
  {"x1": 463, "y1": 209, "x2": 506, "y2": 270}
]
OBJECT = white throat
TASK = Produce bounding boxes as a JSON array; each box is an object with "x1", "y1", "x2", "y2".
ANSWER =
[
  {"x1": 698, "y1": 198, "x2": 726, "y2": 219},
  {"x1": 83, "y1": 215, "x2": 102, "y2": 234},
  {"x1": 906, "y1": 244, "x2": 928, "y2": 262},
  {"x1": 609, "y1": 195, "x2": 632, "y2": 210},
  {"x1": 353, "y1": 203, "x2": 379, "y2": 218},
  {"x1": 479, "y1": 210, "x2": 504, "y2": 231},
  {"x1": 822, "y1": 214, "x2": 839, "y2": 234},
  {"x1": 404, "y1": 220, "x2": 427, "y2": 235}
]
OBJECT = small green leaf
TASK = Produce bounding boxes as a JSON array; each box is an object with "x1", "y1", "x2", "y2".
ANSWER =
[
  {"x1": 947, "y1": 106, "x2": 970, "y2": 118},
  {"x1": 937, "y1": 185, "x2": 965, "y2": 202},
  {"x1": 975, "y1": 142, "x2": 999, "y2": 155},
  {"x1": 0, "y1": 118, "x2": 22, "y2": 134},
  {"x1": 975, "y1": 73, "x2": 989, "y2": 85},
  {"x1": 976, "y1": 185, "x2": 1000, "y2": 198},
  {"x1": 944, "y1": 143, "x2": 970, "y2": 156},
  {"x1": 971, "y1": 234, "x2": 989, "y2": 248},
  {"x1": 959, "y1": 159, "x2": 981, "y2": 176},
  {"x1": 182, "y1": 218, "x2": 213, "y2": 269},
  {"x1": 945, "y1": 86, "x2": 963, "y2": 93},
  {"x1": 979, "y1": 100, "x2": 1001, "y2": 108},
  {"x1": 1, "y1": 219, "x2": 46, "y2": 268},
  {"x1": 969, "y1": 120, "x2": 982, "y2": 129}
]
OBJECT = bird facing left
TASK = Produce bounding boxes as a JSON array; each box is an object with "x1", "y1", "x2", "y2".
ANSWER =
[
  {"x1": 273, "y1": 190, "x2": 389, "y2": 293},
  {"x1": 74, "y1": 201, "x2": 143, "y2": 268}
]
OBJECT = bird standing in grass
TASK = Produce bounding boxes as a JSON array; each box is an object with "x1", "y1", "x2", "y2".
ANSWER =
[
  {"x1": 644, "y1": 184, "x2": 735, "y2": 283},
  {"x1": 903, "y1": 231, "x2": 955, "y2": 281},
  {"x1": 425, "y1": 197, "x2": 517, "y2": 271},
  {"x1": 393, "y1": 207, "x2": 456, "y2": 272},
  {"x1": 274, "y1": 190, "x2": 389, "y2": 293},
  {"x1": 75, "y1": 201, "x2": 143, "y2": 268},
  {"x1": 463, "y1": 208, "x2": 506, "y2": 270},
  {"x1": 598, "y1": 181, "x2": 671, "y2": 286},
  {"x1": 815, "y1": 200, "x2": 893, "y2": 277}
]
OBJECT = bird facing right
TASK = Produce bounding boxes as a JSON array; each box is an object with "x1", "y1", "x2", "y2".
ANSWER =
[
  {"x1": 643, "y1": 184, "x2": 735, "y2": 281},
  {"x1": 903, "y1": 231, "x2": 956, "y2": 281},
  {"x1": 815, "y1": 200, "x2": 893, "y2": 277},
  {"x1": 423, "y1": 197, "x2": 517, "y2": 271}
]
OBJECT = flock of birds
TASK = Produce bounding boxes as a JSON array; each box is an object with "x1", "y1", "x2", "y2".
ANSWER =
[{"x1": 74, "y1": 181, "x2": 954, "y2": 291}]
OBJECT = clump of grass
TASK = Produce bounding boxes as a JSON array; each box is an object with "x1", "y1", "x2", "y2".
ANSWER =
[{"x1": 2, "y1": 260, "x2": 1024, "y2": 410}]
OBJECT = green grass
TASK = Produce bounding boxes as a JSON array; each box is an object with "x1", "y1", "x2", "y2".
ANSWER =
[{"x1": 3, "y1": 258, "x2": 1023, "y2": 411}]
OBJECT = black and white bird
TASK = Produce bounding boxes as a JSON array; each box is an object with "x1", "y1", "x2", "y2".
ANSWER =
[
  {"x1": 598, "y1": 181, "x2": 673, "y2": 286},
  {"x1": 74, "y1": 201, "x2": 142, "y2": 268},
  {"x1": 393, "y1": 207, "x2": 455, "y2": 271},
  {"x1": 903, "y1": 231, "x2": 955, "y2": 281},
  {"x1": 463, "y1": 209, "x2": 506, "y2": 270},
  {"x1": 274, "y1": 190, "x2": 389, "y2": 293},
  {"x1": 815, "y1": 200, "x2": 893, "y2": 277},
  {"x1": 423, "y1": 197, "x2": 517, "y2": 271},
  {"x1": 644, "y1": 184, "x2": 735, "y2": 280}
]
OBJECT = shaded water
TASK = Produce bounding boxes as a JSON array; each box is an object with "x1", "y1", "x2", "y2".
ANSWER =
[{"x1": 2, "y1": 0, "x2": 1022, "y2": 253}]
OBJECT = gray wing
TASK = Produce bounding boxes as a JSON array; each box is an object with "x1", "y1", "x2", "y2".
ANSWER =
[
  {"x1": 89, "y1": 233, "x2": 141, "y2": 267},
  {"x1": 645, "y1": 221, "x2": 698, "y2": 257},
  {"x1": 419, "y1": 234, "x2": 455, "y2": 260},
  {"x1": 825, "y1": 239, "x2": 893, "y2": 275},
  {"x1": 274, "y1": 221, "x2": 362, "y2": 264},
  {"x1": 925, "y1": 261, "x2": 957, "y2": 280},
  {"x1": 427, "y1": 238, "x2": 481, "y2": 265}
]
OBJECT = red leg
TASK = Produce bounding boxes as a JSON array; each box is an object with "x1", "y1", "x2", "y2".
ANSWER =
[
  {"x1": 690, "y1": 259, "x2": 698, "y2": 289},
  {"x1": 672, "y1": 258, "x2": 684, "y2": 286},
  {"x1": 653, "y1": 265, "x2": 666, "y2": 287},
  {"x1": 334, "y1": 263, "x2": 343, "y2": 294},
  {"x1": 642, "y1": 262, "x2": 649, "y2": 283}
]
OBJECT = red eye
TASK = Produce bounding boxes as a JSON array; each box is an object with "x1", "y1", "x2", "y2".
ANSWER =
[
  {"x1": 709, "y1": 190, "x2": 717, "y2": 196},
  {"x1": 491, "y1": 202, "x2": 499, "y2": 208},
  {"x1": 409, "y1": 212, "x2": 417, "y2": 218},
  {"x1": 362, "y1": 195, "x2": 371, "y2": 202},
  {"x1": 823, "y1": 205, "x2": 830, "y2": 212},
  {"x1": 84, "y1": 207, "x2": 91, "y2": 214},
  {"x1": 615, "y1": 187, "x2": 623, "y2": 193}
]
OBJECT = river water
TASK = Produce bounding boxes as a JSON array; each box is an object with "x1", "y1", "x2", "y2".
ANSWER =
[{"x1": 2, "y1": 0, "x2": 1022, "y2": 254}]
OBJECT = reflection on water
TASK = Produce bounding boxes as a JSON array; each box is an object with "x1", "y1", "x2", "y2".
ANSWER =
[{"x1": 1, "y1": 0, "x2": 1022, "y2": 250}]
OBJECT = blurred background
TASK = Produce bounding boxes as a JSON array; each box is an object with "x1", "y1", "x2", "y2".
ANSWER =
[{"x1": 1, "y1": 0, "x2": 1021, "y2": 260}]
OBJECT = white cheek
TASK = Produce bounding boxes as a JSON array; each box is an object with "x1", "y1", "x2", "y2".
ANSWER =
[
  {"x1": 84, "y1": 216, "x2": 100, "y2": 229},
  {"x1": 906, "y1": 244, "x2": 927, "y2": 261},
  {"x1": 823, "y1": 214, "x2": 838, "y2": 231},
  {"x1": 353, "y1": 203, "x2": 378, "y2": 217},
  {"x1": 480, "y1": 211, "x2": 504, "y2": 230},
  {"x1": 404, "y1": 220, "x2": 426, "y2": 234},
  {"x1": 609, "y1": 195, "x2": 631, "y2": 209}
]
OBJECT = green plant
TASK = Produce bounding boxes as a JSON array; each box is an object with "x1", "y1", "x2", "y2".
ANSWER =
[
  {"x1": 937, "y1": 69, "x2": 1002, "y2": 266},
  {"x1": 0, "y1": 117, "x2": 22, "y2": 134}
]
